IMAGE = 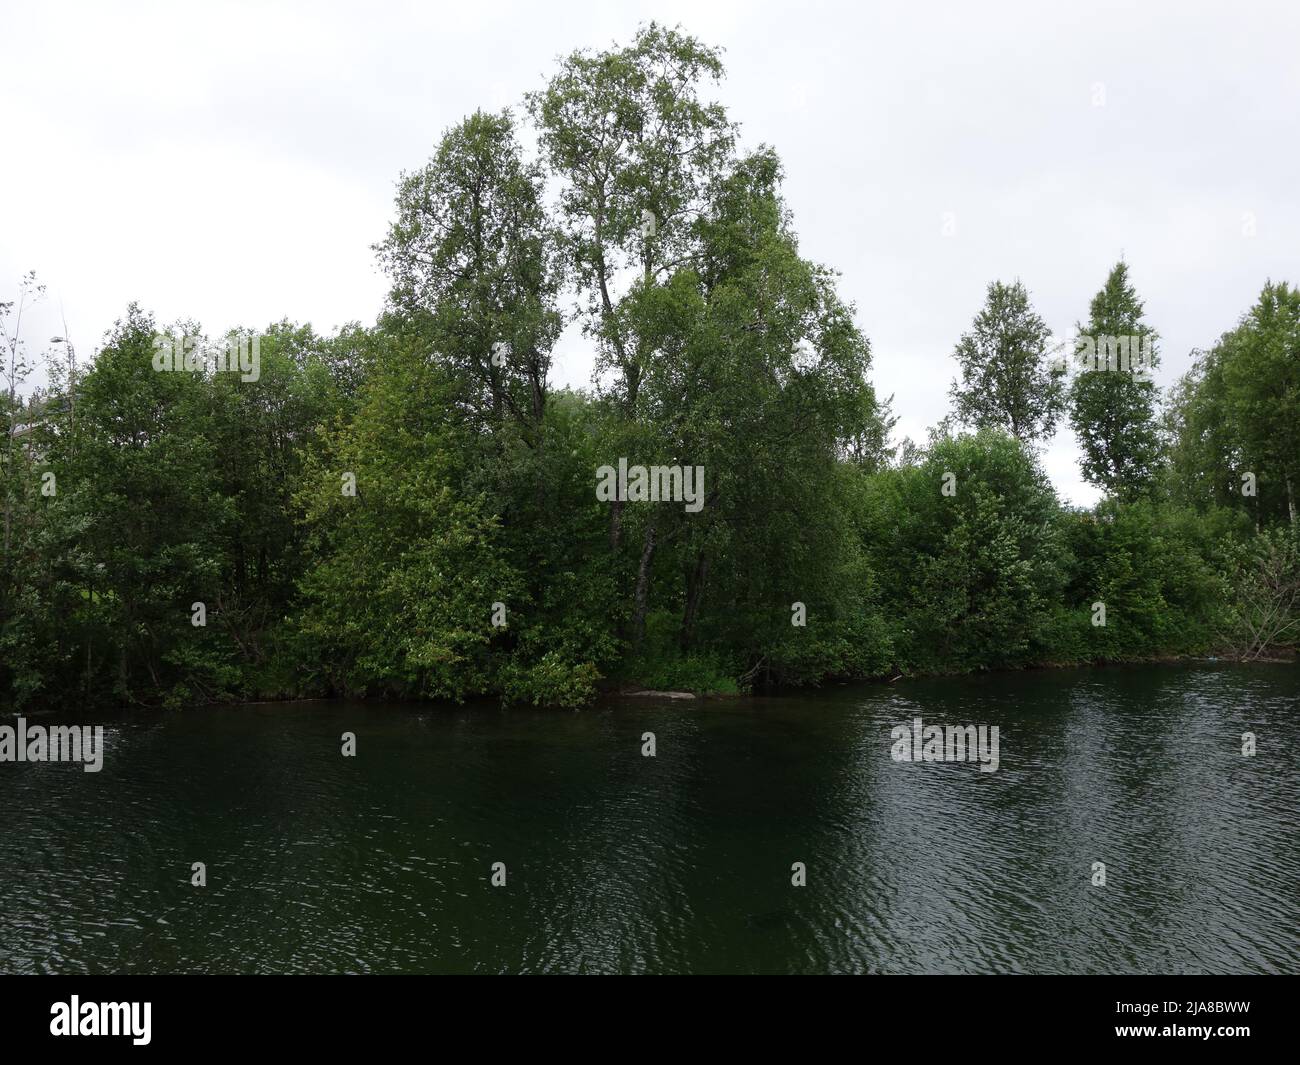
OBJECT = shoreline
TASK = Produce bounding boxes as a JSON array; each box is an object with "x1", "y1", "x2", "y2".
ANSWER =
[
  {"x1": 137, "y1": 650, "x2": 1300, "y2": 711},
  {"x1": 5, "y1": 650, "x2": 1292, "y2": 717}
]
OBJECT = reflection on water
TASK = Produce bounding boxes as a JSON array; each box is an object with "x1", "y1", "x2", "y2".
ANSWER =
[{"x1": 0, "y1": 664, "x2": 1296, "y2": 973}]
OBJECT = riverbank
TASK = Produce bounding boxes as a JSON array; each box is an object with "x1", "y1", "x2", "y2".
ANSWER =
[
  {"x1": 225, "y1": 645, "x2": 1300, "y2": 710},
  {"x1": 605, "y1": 646, "x2": 1298, "y2": 703}
]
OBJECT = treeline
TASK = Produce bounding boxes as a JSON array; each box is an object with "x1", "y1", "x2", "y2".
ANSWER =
[{"x1": 1, "y1": 24, "x2": 1296, "y2": 710}]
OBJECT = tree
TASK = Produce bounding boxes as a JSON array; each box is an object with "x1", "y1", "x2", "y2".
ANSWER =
[
  {"x1": 1165, "y1": 281, "x2": 1300, "y2": 527},
  {"x1": 1163, "y1": 348, "x2": 1243, "y2": 512},
  {"x1": 859, "y1": 430, "x2": 1066, "y2": 671},
  {"x1": 1, "y1": 271, "x2": 44, "y2": 563},
  {"x1": 1222, "y1": 526, "x2": 1300, "y2": 659},
  {"x1": 295, "y1": 338, "x2": 525, "y2": 701},
  {"x1": 1059, "y1": 498, "x2": 1234, "y2": 662},
  {"x1": 1220, "y1": 281, "x2": 1300, "y2": 526},
  {"x1": 655, "y1": 147, "x2": 887, "y2": 679},
  {"x1": 527, "y1": 21, "x2": 735, "y2": 565},
  {"x1": 293, "y1": 332, "x2": 620, "y2": 707},
  {"x1": 949, "y1": 280, "x2": 1065, "y2": 446},
  {"x1": 1069, "y1": 262, "x2": 1163, "y2": 498},
  {"x1": 375, "y1": 109, "x2": 562, "y2": 441},
  {"x1": 51, "y1": 306, "x2": 233, "y2": 704}
]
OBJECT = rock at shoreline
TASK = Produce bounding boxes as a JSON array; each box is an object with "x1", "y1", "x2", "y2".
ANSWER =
[{"x1": 624, "y1": 690, "x2": 697, "y2": 700}]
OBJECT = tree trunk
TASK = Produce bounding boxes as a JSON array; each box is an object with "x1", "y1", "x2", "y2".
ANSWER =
[
  {"x1": 609, "y1": 498, "x2": 623, "y2": 551},
  {"x1": 680, "y1": 550, "x2": 708, "y2": 651},
  {"x1": 631, "y1": 523, "x2": 657, "y2": 652}
]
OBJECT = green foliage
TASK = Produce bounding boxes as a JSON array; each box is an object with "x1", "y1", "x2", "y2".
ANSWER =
[
  {"x1": 1220, "y1": 282, "x2": 1300, "y2": 525},
  {"x1": 1163, "y1": 348, "x2": 1241, "y2": 511},
  {"x1": 622, "y1": 612, "x2": 740, "y2": 695},
  {"x1": 294, "y1": 338, "x2": 519, "y2": 699},
  {"x1": 1165, "y1": 280, "x2": 1300, "y2": 526},
  {"x1": 861, "y1": 431, "x2": 1066, "y2": 672},
  {"x1": 375, "y1": 109, "x2": 561, "y2": 439},
  {"x1": 1220, "y1": 525, "x2": 1300, "y2": 660},
  {"x1": 949, "y1": 280, "x2": 1066, "y2": 445},
  {"x1": 1058, "y1": 500, "x2": 1237, "y2": 661},
  {"x1": 1068, "y1": 262, "x2": 1163, "y2": 499}
]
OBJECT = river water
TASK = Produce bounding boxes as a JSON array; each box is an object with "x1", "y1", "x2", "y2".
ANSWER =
[{"x1": 1, "y1": 664, "x2": 1296, "y2": 973}]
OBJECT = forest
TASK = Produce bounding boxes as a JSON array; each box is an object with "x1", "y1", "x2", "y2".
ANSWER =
[{"x1": 2, "y1": 23, "x2": 1297, "y2": 710}]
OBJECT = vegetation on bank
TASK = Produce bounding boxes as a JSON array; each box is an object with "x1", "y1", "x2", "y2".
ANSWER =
[{"x1": 2, "y1": 25, "x2": 1297, "y2": 710}]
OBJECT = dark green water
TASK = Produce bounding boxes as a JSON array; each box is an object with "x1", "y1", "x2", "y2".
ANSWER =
[{"x1": 1, "y1": 664, "x2": 1296, "y2": 974}]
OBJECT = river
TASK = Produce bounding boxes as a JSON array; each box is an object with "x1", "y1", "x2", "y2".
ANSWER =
[{"x1": 1, "y1": 663, "x2": 1296, "y2": 973}]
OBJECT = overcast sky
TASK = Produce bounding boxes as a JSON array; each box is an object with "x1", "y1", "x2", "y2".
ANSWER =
[{"x1": 3, "y1": 0, "x2": 1298, "y2": 504}]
